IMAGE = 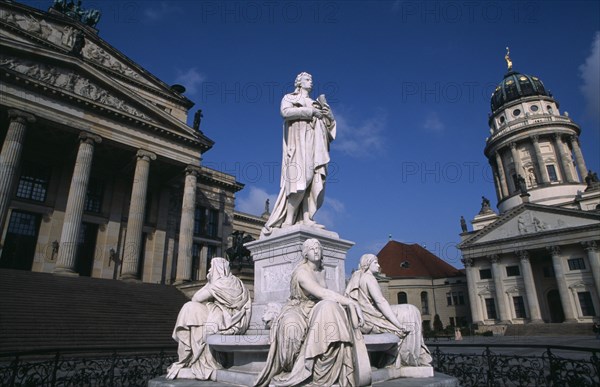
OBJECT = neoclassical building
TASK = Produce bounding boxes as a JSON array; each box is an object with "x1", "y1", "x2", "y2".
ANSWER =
[
  {"x1": 0, "y1": 1, "x2": 250, "y2": 285},
  {"x1": 377, "y1": 241, "x2": 471, "y2": 330},
  {"x1": 458, "y1": 54, "x2": 600, "y2": 327}
]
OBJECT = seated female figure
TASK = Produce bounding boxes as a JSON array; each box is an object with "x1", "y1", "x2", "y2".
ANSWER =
[
  {"x1": 166, "y1": 257, "x2": 251, "y2": 380},
  {"x1": 346, "y1": 254, "x2": 432, "y2": 368},
  {"x1": 254, "y1": 238, "x2": 366, "y2": 387}
]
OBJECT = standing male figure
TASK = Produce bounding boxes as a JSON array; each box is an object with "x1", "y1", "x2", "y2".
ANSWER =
[{"x1": 262, "y1": 72, "x2": 336, "y2": 237}]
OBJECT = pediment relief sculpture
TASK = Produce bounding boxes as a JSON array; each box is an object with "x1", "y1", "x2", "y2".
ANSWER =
[
  {"x1": 0, "y1": 54, "x2": 151, "y2": 120},
  {"x1": 1, "y1": 7, "x2": 151, "y2": 87}
]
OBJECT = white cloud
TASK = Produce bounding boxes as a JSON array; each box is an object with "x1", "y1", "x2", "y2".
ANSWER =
[
  {"x1": 579, "y1": 32, "x2": 600, "y2": 123},
  {"x1": 143, "y1": 2, "x2": 183, "y2": 22},
  {"x1": 334, "y1": 110, "x2": 387, "y2": 157},
  {"x1": 236, "y1": 186, "x2": 277, "y2": 216},
  {"x1": 423, "y1": 111, "x2": 445, "y2": 132},
  {"x1": 174, "y1": 68, "x2": 205, "y2": 95}
]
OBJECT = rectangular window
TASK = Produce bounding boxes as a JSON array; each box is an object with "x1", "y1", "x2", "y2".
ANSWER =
[
  {"x1": 568, "y1": 258, "x2": 586, "y2": 271},
  {"x1": 485, "y1": 298, "x2": 497, "y2": 320},
  {"x1": 546, "y1": 165, "x2": 558, "y2": 182},
  {"x1": 84, "y1": 178, "x2": 104, "y2": 213},
  {"x1": 479, "y1": 269, "x2": 492, "y2": 280},
  {"x1": 16, "y1": 162, "x2": 50, "y2": 202},
  {"x1": 7, "y1": 210, "x2": 38, "y2": 236},
  {"x1": 458, "y1": 292, "x2": 465, "y2": 305},
  {"x1": 193, "y1": 207, "x2": 206, "y2": 236},
  {"x1": 207, "y1": 209, "x2": 219, "y2": 237},
  {"x1": 446, "y1": 292, "x2": 452, "y2": 306},
  {"x1": 449, "y1": 317, "x2": 455, "y2": 327},
  {"x1": 506, "y1": 265, "x2": 520, "y2": 277},
  {"x1": 447, "y1": 291, "x2": 466, "y2": 306},
  {"x1": 191, "y1": 243, "x2": 201, "y2": 281},
  {"x1": 206, "y1": 245, "x2": 217, "y2": 272},
  {"x1": 578, "y1": 292, "x2": 596, "y2": 316},
  {"x1": 513, "y1": 296, "x2": 527, "y2": 318}
]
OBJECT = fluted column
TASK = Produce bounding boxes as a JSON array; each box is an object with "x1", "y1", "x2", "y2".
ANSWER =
[
  {"x1": 0, "y1": 110, "x2": 35, "y2": 234},
  {"x1": 516, "y1": 250, "x2": 543, "y2": 323},
  {"x1": 548, "y1": 246, "x2": 577, "y2": 322},
  {"x1": 531, "y1": 135, "x2": 550, "y2": 184},
  {"x1": 582, "y1": 241, "x2": 600, "y2": 298},
  {"x1": 489, "y1": 254, "x2": 510, "y2": 323},
  {"x1": 175, "y1": 165, "x2": 201, "y2": 283},
  {"x1": 553, "y1": 134, "x2": 576, "y2": 183},
  {"x1": 54, "y1": 132, "x2": 102, "y2": 275},
  {"x1": 121, "y1": 150, "x2": 156, "y2": 280},
  {"x1": 509, "y1": 143, "x2": 522, "y2": 192},
  {"x1": 494, "y1": 151, "x2": 509, "y2": 197},
  {"x1": 569, "y1": 135, "x2": 587, "y2": 182},
  {"x1": 462, "y1": 257, "x2": 483, "y2": 324}
]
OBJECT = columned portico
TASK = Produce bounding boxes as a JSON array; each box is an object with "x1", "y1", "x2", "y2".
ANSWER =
[
  {"x1": 582, "y1": 241, "x2": 600, "y2": 298},
  {"x1": 0, "y1": 110, "x2": 35, "y2": 235},
  {"x1": 516, "y1": 250, "x2": 543, "y2": 323},
  {"x1": 54, "y1": 132, "x2": 102, "y2": 275},
  {"x1": 530, "y1": 135, "x2": 550, "y2": 184},
  {"x1": 121, "y1": 149, "x2": 156, "y2": 281},
  {"x1": 489, "y1": 254, "x2": 510, "y2": 323},
  {"x1": 174, "y1": 165, "x2": 201, "y2": 284},
  {"x1": 463, "y1": 257, "x2": 483, "y2": 324},
  {"x1": 548, "y1": 246, "x2": 577, "y2": 322}
]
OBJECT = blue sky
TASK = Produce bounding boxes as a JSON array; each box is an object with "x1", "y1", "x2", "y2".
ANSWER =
[{"x1": 24, "y1": 1, "x2": 600, "y2": 272}]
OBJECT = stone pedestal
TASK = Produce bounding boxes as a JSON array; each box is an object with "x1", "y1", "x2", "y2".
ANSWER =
[{"x1": 245, "y1": 224, "x2": 354, "y2": 329}]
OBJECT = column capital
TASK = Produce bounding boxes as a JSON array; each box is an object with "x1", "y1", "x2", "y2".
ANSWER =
[
  {"x1": 510, "y1": 142, "x2": 517, "y2": 150},
  {"x1": 581, "y1": 240, "x2": 598, "y2": 252},
  {"x1": 136, "y1": 149, "x2": 157, "y2": 162},
  {"x1": 79, "y1": 132, "x2": 102, "y2": 145},
  {"x1": 515, "y1": 250, "x2": 529, "y2": 262},
  {"x1": 488, "y1": 254, "x2": 500, "y2": 264},
  {"x1": 553, "y1": 133, "x2": 564, "y2": 142},
  {"x1": 8, "y1": 109, "x2": 36, "y2": 124},
  {"x1": 531, "y1": 135, "x2": 540, "y2": 143},
  {"x1": 185, "y1": 165, "x2": 202, "y2": 177},
  {"x1": 547, "y1": 245, "x2": 561, "y2": 256},
  {"x1": 461, "y1": 257, "x2": 474, "y2": 267}
]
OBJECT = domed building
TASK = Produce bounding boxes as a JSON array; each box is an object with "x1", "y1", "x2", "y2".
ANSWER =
[{"x1": 457, "y1": 51, "x2": 600, "y2": 331}]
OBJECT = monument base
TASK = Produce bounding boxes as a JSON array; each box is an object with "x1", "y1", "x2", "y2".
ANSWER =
[{"x1": 245, "y1": 224, "x2": 354, "y2": 329}]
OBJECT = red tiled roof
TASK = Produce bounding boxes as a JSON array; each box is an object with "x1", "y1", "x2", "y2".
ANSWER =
[{"x1": 377, "y1": 241, "x2": 463, "y2": 279}]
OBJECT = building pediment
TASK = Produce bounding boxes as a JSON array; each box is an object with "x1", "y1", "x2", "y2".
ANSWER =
[
  {"x1": 0, "y1": 2, "x2": 190, "y2": 105},
  {"x1": 459, "y1": 204, "x2": 600, "y2": 248}
]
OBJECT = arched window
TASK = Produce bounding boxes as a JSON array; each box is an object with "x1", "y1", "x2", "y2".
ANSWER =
[
  {"x1": 421, "y1": 291, "x2": 429, "y2": 315},
  {"x1": 397, "y1": 292, "x2": 408, "y2": 304}
]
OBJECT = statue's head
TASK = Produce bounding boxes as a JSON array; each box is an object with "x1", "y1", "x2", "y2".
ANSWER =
[
  {"x1": 359, "y1": 253, "x2": 380, "y2": 274},
  {"x1": 294, "y1": 72, "x2": 313, "y2": 92},
  {"x1": 207, "y1": 257, "x2": 231, "y2": 282},
  {"x1": 302, "y1": 238, "x2": 322, "y2": 265}
]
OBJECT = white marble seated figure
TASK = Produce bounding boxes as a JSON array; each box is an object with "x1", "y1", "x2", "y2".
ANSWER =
[
  {"x1": 166, "y1": 257, "x2": 251, "y2": 380},
  {"x1": 254, "y1": 238, "x2": 366, "y2": 387},
  {"x1": 345, "y1": 254, "x2": 432, "y2": 368}
]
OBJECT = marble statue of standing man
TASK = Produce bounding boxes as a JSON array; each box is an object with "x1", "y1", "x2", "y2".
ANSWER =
[{"x1": 262, "y1": 72, "x2": 336, "y2": 237}]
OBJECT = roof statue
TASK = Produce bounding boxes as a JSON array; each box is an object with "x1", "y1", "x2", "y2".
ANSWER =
[
  {"x1": 504, "y1": 46, "x2": 513, "y2": 72},
  {"x1": 52, "y1": 0, "x2": 101, "y2": 28}
]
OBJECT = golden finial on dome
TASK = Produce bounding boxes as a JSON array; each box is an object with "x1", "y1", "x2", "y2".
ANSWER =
[{"x1": 505, "y1": 46, "x2": 513, "y2": 71}]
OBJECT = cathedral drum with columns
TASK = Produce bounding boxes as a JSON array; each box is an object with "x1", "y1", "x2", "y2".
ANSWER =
[
  {"x1": 458, "y1": 51, "x2": 600, "y2": 328},
  {"x1": 0, "y1": 1, "x2": 244, "y2": 285}
]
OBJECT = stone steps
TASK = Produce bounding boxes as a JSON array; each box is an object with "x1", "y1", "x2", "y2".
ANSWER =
[{"x1": 0, "y1": 268, "x2": 188, "y2": 354}]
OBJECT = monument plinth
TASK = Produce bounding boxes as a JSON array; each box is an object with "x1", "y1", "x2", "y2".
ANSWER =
[{"x1": 246, "y1": 224, "x2": 354, "y2": 330}]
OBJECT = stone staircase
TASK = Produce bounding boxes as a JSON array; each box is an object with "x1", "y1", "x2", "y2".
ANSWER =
[
  {"x1": 0, "y1": 269, "x2": 188, "y2": 354},
  {"x1": 504, "y1": 322, "x2": 594, "y2": 337}
]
